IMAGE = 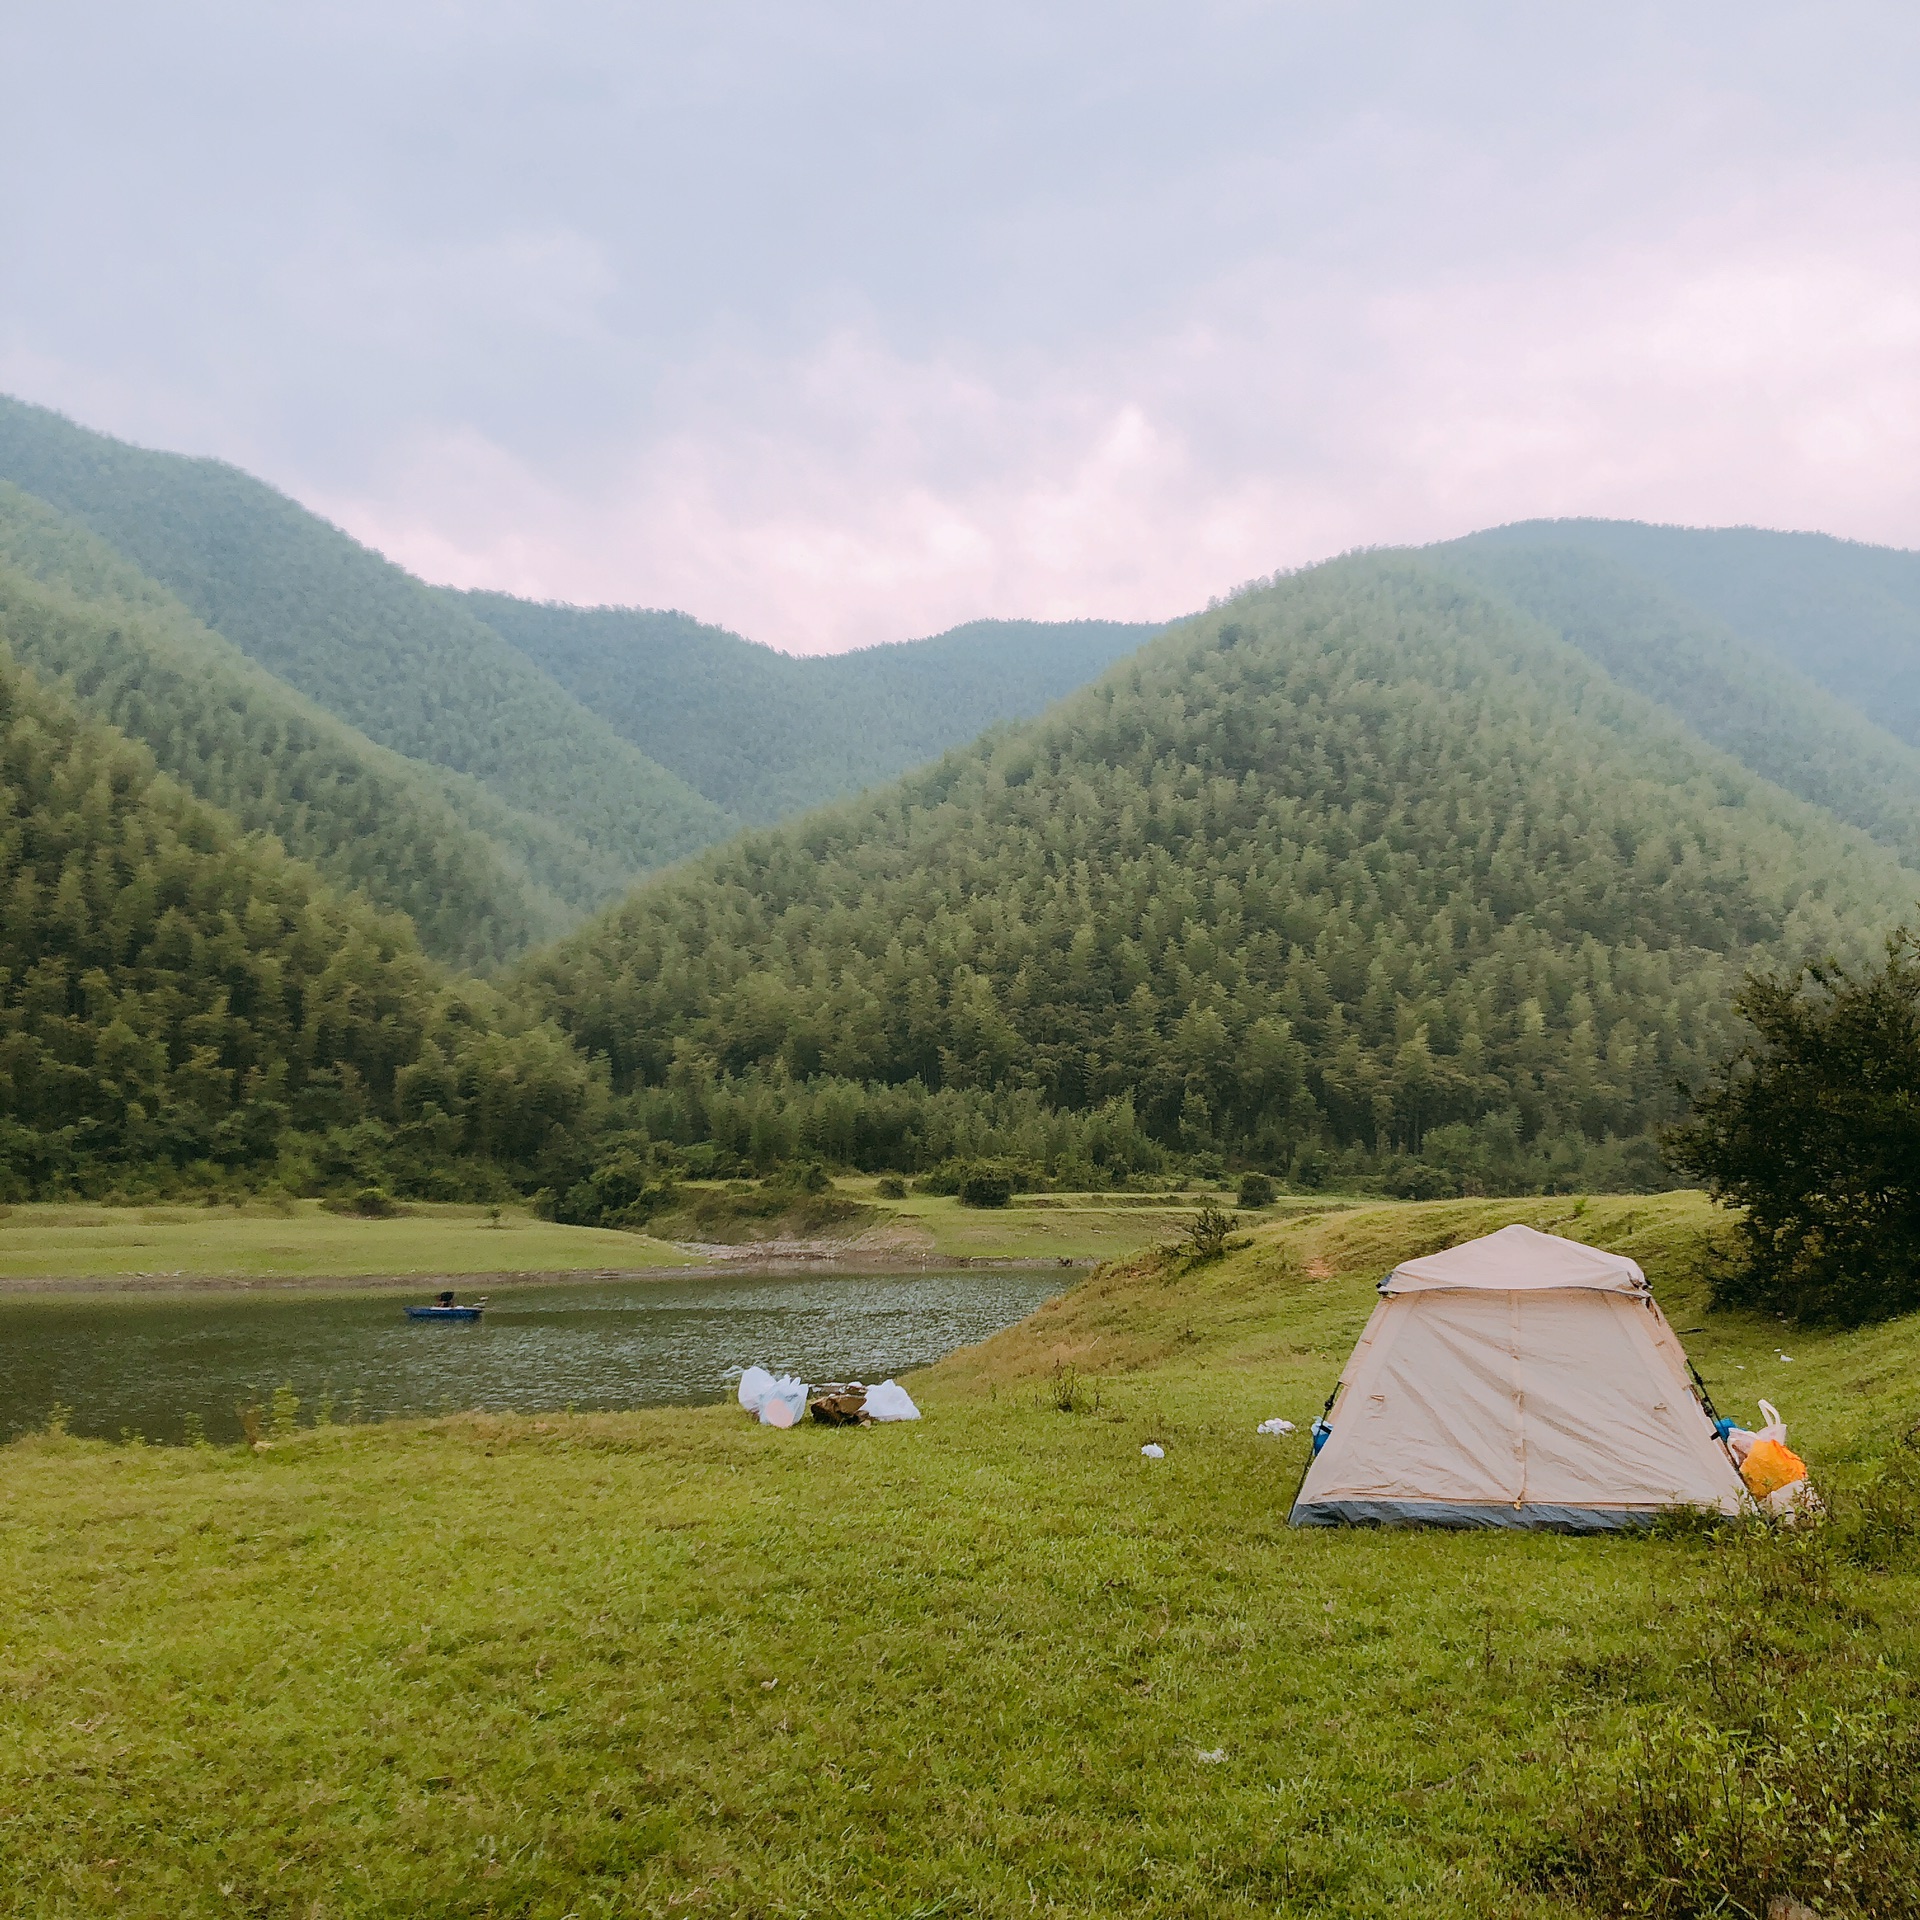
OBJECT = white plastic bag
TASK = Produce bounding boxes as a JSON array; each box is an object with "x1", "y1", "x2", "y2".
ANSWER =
[
  {"x1": 864, "y1": 1379, "x2": 920, "y2": 1422},
  {"x1": 1256, "y1": 1418, "x2": 1294, "y2": 1436},
  {"x1": 737, "y1": 1365, "x2": 777, "y2": 1415},
  {"x1": 1141, "y1": 1443, "x2": 1165, "y2": 1459},
  {"x1": 739, "y1": 1367, "x2": 808, "y2": 1426},
  {"x1": 758, "y1": 1374, "x2": 809, "y2": 1426}
]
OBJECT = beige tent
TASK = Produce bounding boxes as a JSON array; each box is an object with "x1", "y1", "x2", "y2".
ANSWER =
[{"x1": 1289, "y1": 1223, "x2": 1745, "y2": 1531}]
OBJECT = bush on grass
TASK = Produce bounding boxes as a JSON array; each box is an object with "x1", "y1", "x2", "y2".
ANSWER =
[{"x1": 958, "y1": 1165, "x2": 1015, "y2": 1209}]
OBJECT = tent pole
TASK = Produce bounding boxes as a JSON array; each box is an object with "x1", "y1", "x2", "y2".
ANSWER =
[{"x1": 1283, "y1": 1382, "x2": 1340, "y2": 1521}]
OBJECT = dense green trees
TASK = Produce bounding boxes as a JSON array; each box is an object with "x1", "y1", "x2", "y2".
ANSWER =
[
  {"x1": 0, "y1": 395, "x2": 730, "y2": 909},
  {"x1": 1667, "y1": 931, "x2": 1920, "y2": 1326},
  {"x1": 0, "y1": 646, "x2": 602, "y2": 1198},
  {"x1": 525, "y1": 557, "x2": 1916, "y2": 1191},
  {"x1": 0, "y1": 485, "x2": 573, "y2": 968},
  {"x1": 1444, "y1": 536, "x2": 1920, "y2": 873},
  {"x1": 9, "y1": 387, "x2": 1920, "y2": 1205},
  {"x1": 1459, "y1": 519, "x2": 1920, "y2": 756},
  {"x1": 456, "y1": 594, "x2": 1157, "y2": 822}
]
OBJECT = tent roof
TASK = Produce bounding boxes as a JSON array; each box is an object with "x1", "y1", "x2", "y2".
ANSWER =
[{"x1": 1384, "y1": 1222, "x2": 1646, "y2": 1295}]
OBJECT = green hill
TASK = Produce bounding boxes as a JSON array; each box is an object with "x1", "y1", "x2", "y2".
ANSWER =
[
  {"x1": 524, "y1": 553, "x2": 1918, "y2": 1192},
  {"x1": 0, "y1": 395, "x2": 730, "y2": 910},
  {"x1": 0, "y1": 644, "x2": 600, "y2": 1199},
  {"x1": 1438, "y1": 532, "x2": 1920, "y2": 873},
  {"x1": 1460, "y1": 517, "x2": 1920, "y2": 750},
  {"x1": 455, "y1": 595, "x2": 1160, "y2": 821},
  {"x1": 0, "y1": 483, "x2": 579, "y2": 969}
]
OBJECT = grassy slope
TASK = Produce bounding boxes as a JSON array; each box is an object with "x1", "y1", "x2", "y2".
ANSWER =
[
  {"x1": 0, "y1": 394, "x2": 729, "y2": 909},
  {"x1": 0, "y1": 1201, "x2": 694, "y2": 1285},
  {"x1": 456, "y1": 592, "x2": 1160, "y2": 823},
  {"x1": 4, "y1": 1195, "x2": 1915, "y2": 1916}
]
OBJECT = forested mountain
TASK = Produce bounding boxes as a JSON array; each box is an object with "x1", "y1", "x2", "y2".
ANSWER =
[
  {"x1": 524, "y1": 555, "x2": 1918, "y2": 1193},
  {"x1": 1438, "y1": 534, "x2": 1920, "y2": 874},
  {"x1": 1458, "y1": 519, "x2": 1920, "y2": 751},
  {"x1": 0, "y1": 483, "x2": 574, "y2": 968},
  {"x1": 0, "y1": 395, "x2": 1166, "y2": 950},
  {"x1": 455, "y1": 594, "x2": 1159, "y2": 821},
  {"x1": 0, "y1": 395, "x2": 729, "y2": 911},
  {"x1": 9, "y1": 386, "x2": 1920, "y2": 1202},
  {"x1": 0, "y1": 644, "x2": 602, "y2": 1199}
]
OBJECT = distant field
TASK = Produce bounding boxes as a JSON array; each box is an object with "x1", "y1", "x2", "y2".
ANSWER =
[
  {"x1": 0, "y1": 1200, "x2": 695, "y2": 1286},
  {"x1": 839, "y1": 1179, "x2": 1314, "y2": 1265},
  {"x1": 7, "y1": 1192, "x2": 1916, "y2": 1915},
  {"x1": 0, "y1": 1186, "x2": 1326, "y2": 1286}
]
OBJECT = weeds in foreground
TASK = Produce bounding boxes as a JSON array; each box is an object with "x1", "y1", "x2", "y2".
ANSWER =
[
  {"x1": 1546, "y1": 1695, "x2": 1920, "y2": 1919},
  {"x1": 1546, "y1": 1484, "x2": 1920, "y2": 1918},
  {"x1": 1040, "y1": 1361, "x2": 1100, "y2": 1414}
]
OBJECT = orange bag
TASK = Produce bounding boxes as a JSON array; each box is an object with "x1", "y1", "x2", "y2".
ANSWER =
[{"x1": 1740, "y1": 1437, "x2": 1808, "y2": 1498}]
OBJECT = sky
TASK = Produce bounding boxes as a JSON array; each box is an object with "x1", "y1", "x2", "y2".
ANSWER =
[{"x1": 4, "y1": 2, "x2": 1919, "y2": 652}]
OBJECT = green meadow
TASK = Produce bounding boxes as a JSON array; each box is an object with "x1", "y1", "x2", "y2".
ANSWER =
[
  {"x1": 0, "y1": 1200, "x2": 696, "y2": 1287},
  {"x1": 3, "y1": 1194, "x2": 1917, "y2": 1917},
  {"x1": 0, "y1": 1187, "x2": 1249, "y2": 1289}
]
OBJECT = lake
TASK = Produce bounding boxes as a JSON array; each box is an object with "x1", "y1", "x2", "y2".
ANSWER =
[{"x1": 0, "y1": 1267, "x2": 1066, "y2": 1444}]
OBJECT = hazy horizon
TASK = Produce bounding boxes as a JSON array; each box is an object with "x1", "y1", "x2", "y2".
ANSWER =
[{"x1": 5, "y1": 3, "x2": 1917, "y2": 652}]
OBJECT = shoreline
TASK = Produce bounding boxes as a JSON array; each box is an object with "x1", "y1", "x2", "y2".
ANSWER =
[{"x1": 0, "y1": 1246, "x2": 1098, "y2": 1300}]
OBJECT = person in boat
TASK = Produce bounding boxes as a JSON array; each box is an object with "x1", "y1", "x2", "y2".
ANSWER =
[{"x1": 436, "y1": 1290, "x2": 455, "y2": 1308}]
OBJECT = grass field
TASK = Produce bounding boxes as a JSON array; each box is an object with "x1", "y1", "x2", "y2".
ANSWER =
[
  {"x1": 4, "y1": 1193, "x2": 1917, "y2": 1916},
  {"x1": 0, "y1": 1200, "x2": 696, "y2": 1286},
  {"x1": 842, "y1": 1179, "x2": 1321, "y2": 1265},
  {"x1": 0, "y1": 1186, "x2": 1285, "y2": 1286}
]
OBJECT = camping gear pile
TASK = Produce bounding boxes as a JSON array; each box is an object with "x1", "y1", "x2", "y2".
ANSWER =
[
  {"x1": 735, "y1": 1367, "x2": 921, "y2": 1429},
  {"x1": 1288, "y1": 1223, "x2": 1802, "y2": 1531},
  {"x1": 1720, "y1": 1398, "x2": 1819, "y2": 1518}
]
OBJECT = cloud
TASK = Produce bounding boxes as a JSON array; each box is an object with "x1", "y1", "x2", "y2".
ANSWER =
[
  {"x1": 7, "y1": 5, "x2": 1920, "y2": 648},
  {"x1": 314, "y1": 185, "x2": 1920, "y2": 651}
]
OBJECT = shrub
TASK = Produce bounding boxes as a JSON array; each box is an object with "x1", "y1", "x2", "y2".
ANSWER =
[
  {"x1": 959, "y1": 1166, "x2": 1014, "y2": 1209},
  {"x1": 1547, "y1": 1697, "x2": 1920, "y2": 1918},
  {"x1": 875, "y1": 1175, "x2": 906, "y2": 1199},
  {"x1": 323, "y1": 1185, "x2": 398, "y2": 1218},
  {"x1": 1236, "y1": 1171, "x2": 1276, "y2": 1209},
  {"x1": 1183, "y1": 1205, "x2": 1233, "y2": 1259},
  {"x1": 1386, "y1": 1162, "x2": 1459, "y2": 1201},
  {"x1": 1668, "y1": 929, "x2": 1920, "y2": 1325}
]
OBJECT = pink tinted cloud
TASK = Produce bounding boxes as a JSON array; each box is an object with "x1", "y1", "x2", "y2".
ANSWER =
[{"x1": 316, "y1": 198, "x2": 1920, "y2": 652}]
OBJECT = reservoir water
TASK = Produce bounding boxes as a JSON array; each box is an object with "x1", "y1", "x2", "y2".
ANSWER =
[{"x1": 0, "y1": 1267, "x2": 1065, "y2": 1444}]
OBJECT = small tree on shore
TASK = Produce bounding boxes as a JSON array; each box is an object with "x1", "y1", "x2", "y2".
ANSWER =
[{"x1": 1666, "y1": 930, "x2": 1920, "y2": 1326}]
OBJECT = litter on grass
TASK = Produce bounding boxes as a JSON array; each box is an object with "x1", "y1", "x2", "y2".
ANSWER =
[
  {"x1": 864, "y1": 1380, "x2": 921, "y2": 1421},
  {"x1": 1141, "y1": 1443, "x2": 1165, "y2": 1459},
  {"x1": 1256, "y1": 1418, "x2": 1295, "y2": 1436},
  {"x1": 734, "y1": 1369, "x2": 918, "y2": 1428},
  {"x1": 737, "y1": 1368, "x2": 810, "y2": 1426},
  {"x1": 1718, "y1": 1397, "x2": 1820, "y2": 1520}
]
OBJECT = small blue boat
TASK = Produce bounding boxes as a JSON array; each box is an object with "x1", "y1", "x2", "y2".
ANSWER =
[{"x1": 404, "y1": 1293, "x2": 487, "y2": 1322}]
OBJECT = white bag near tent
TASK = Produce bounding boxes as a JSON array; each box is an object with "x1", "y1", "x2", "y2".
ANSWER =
[
  {"x1": 737, "y1": 1366, "x2": 777, "y2": 1414},
  {"x1": 864, "y1": 1380, "x2": 920, "y2": 1422}
]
